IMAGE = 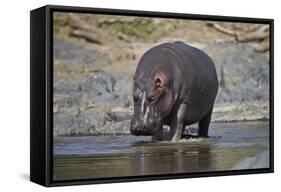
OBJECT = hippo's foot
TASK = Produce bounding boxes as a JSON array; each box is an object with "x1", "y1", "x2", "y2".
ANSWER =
[
  {"x1": 171, "y1": 134, "x2": 182, "y2": 142},
  {"x1": 171, "y1": 138, "x2": 180, "y2": 142},
  {"x1": 152, "y1": 127, "x2": 172, "y2": 141},
  {"x1": 182, "y1": 134, "x2": 208, "y2": 139}
]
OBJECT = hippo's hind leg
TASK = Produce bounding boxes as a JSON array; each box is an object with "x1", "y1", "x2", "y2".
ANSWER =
[{"x1": 198, "y1": 106, "x2": 214, "y2": 137}]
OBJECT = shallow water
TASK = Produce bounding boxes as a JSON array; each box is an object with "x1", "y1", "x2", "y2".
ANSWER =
[{"x1": 53, "y1": 121, "x2": 270, "y2": 181}]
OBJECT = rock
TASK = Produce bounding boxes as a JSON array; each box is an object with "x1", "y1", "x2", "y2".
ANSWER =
[
  {"x1": 212, "y1": 101, "x2": 269, "y2": 122},
  {"x1": 111, "y1": 120, "x2": 131, "y2": 134},
  {"x1": 53, "y1": 78, "x2": 81, "y2": 94},
  {"x1": 81, "y1": 73, "x2": 116, "y2": 105},
  {"x1": 203, "y1": 43, "x2": 269, "y2": 103},
  {"x1": 53, "y1": 94, "x2": 83, "y2": 114},
  {"x1": 80, "y1": 73, "x2": 133, "y2": 108},
  {"x1": 79, "y1": 107, "x2": 109, "y2": 134},
  {"x1": 53, "y1": 72, "x2": 134, "y2": 136},
  {"x1": 54, "y1": 38, "x2": 97, "y2": 64},
  {"x1": 110, "y1": 107, "x2": 132, "y2": 121},
  {"x1": 101, "y1": 120, "x2": 131, "y2": 135},
  {"x1": 53, "y1": 110, "x2": 131, "y2": 136},
  {"x1": 53, "y1": 107, "x2": 110, "y2": 136},
  {"x1": 113, "y1": 77, "x2": 133, "y2": 107},
  {"x1": 53, "y1": 113, "x2": 88, "y2": 136},
  {"x1": 53, "y1": 42, "x2": 270, "y2": 136},
  {"x1": 81, "y1": 73, "x2": 115, "y2": 96}
]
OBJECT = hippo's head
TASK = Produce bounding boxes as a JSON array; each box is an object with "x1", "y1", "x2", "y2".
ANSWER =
[{"x1": 130, "y1": 72, "x2": 174, "y2": 136}]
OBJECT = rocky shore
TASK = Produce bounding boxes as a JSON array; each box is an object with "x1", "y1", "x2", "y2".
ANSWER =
[{"x1": 53, "y1": 39, "x2": 269, "y2": 136}]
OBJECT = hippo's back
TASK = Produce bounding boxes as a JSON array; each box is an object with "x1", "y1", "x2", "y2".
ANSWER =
[
  {"x1": 164, "y1": 41, "x2": 219, "y2": 123},
  {"x1": 136, "y1": 41, "x2": 218, "y2": 122}
]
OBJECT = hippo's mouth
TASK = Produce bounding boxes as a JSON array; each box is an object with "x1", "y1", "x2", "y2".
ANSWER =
[
  {"x1": 130, "y1": 114, "x2": 163, "y2": 136},
  {"x1": 130, "y1": 123, "x2": 160, "y2": 136},
  {"x1": 130, "y1": 128, "x2": 158, "y2": 136}
]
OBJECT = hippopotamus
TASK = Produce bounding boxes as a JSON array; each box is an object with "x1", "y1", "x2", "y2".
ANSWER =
[{"x1": 130, "y1": 41, "x2": 218, "y2": 141}]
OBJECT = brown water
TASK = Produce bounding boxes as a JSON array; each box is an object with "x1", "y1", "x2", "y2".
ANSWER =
[{"x1": 53, "y1": 121, "x2": 270, "y2": 181}]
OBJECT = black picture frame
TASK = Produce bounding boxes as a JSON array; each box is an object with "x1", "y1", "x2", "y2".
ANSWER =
[{"x1": 30, "y1": 4, "x2": 274, "y2": 187}]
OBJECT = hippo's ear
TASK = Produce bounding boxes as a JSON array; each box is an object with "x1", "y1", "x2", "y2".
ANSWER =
[
  {"x1": 154, "y1": 71, "x2": 168, "y2": 88},
  {"x1": 155, "y1": 78, "x2": 163, "y2": 89},
  {"x1": 157, "y1": 88, "x2": 174, "y2": 117}
]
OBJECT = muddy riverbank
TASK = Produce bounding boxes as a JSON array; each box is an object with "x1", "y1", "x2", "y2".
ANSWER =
[
  {"x1": 53, "y1": 16, "x2": 270, "y2": 137},
  {"x1": 53, "y1": 38, "x2": 269, "y2": 136}
]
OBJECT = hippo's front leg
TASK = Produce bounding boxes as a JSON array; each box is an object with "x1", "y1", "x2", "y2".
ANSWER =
[{"x1": 171, "y1": 103, "x2": 188, "y2": 142}]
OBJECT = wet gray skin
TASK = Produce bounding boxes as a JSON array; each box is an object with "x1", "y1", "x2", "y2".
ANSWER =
[
  {"x1": 130, "y1": 42, "x2": 218, "y2": 141},
  {"x1": 131, "y1": 79, "x2": 163, "y2": 136},
  {"x1": 53, "y1": 121, "x2": 270, "y2": 181}
]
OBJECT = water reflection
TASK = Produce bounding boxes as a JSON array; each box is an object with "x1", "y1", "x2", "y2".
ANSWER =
[
  {"x1": 53, "y1": 121, "x2": 270, "y2": 181},
  {"x1": 131, "y1": 143, "x2": 212, "y2": 175}
]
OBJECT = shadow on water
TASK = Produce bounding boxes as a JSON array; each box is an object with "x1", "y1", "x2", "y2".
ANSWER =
[{"x1": 53, "y1": 121, "x2": 270, "y2": 181}]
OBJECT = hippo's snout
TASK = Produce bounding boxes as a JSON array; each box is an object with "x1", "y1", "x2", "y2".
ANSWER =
[
  {"x1": 130, "y1": 119, "x2": 158, "y2": 136},
  {"x1": 130, "y1": 119, "x2": 145, "y2": 135}
]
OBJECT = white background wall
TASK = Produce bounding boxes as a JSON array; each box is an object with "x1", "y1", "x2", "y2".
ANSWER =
[{"x1": 0, "y1": 0, "x2": 279, "y2": 191}]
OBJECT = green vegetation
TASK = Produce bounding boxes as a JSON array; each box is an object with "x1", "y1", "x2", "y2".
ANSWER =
[
  {"x1": 109, "y1": 19, "x2": 157, "y2": 39},
  {"x1": 53, "y1": 18, "x2": 72, "y2": 39},
  {"x1": 53, "y1": 14, "x2": 177, "y2": 43}
]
